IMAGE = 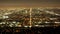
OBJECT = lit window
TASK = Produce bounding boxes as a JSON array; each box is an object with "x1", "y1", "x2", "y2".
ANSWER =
[
  {"x1": 25, "y1": 10, "x2": 27, "y2": 13},
  {"x1": 45, "y1": 22, "x2": 50, "y2": 23},
  {"x1": 18, "y1": 25, "x2": 21, "y2": 27},
  {"x1": 29, "y1": 26, "x2": 32, "y2": 28},
  {"x1": 0, "y1": 23, "x2": 2, "y2": 24},
  {"x1": 2, "y1": 22, "x2": 5, "y2": 24},
  {"x1": 35, "y1": 25, "x2": 39, "y2": 27},
  {"x1": 55, "y1": 22, "x2": 60, "y2": 23},
  {"x1": 24, "y1": 26, "x2": 28, "y2": 27},
  {"x1": 38, "y1": 22, "x2": 41, "y2": 23},
  {"x1": 13, "y1": 21, "x2": 16, "y2": 23},
  {"x1": 3, "y1": 16, "x2": 9, "y2": 19},
  {"x1": 9, "y1": 24, "x2": 13, "y2": 27}
]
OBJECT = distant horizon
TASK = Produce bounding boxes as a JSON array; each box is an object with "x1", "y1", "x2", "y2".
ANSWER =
[{"x1": 0, "y1": 0, "x2": 60, "y2": 8}]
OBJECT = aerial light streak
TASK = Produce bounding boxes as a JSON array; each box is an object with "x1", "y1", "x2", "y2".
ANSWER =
[{"x1": 45, "y1": 10, "x2": 60, "y2": 16}]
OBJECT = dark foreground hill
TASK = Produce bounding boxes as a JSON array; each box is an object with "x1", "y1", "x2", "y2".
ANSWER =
[{"x1": 0, "y1": 26, "x2": 60, "y2": 34}]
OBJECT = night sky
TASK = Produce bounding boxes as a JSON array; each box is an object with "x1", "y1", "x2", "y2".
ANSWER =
[{"x1": 0, "y1": 0, "x2": 60, "y2": 8}]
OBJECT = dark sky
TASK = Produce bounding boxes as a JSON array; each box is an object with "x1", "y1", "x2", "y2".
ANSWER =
[{"x1": 0, "y1": 0, "x2": 60, "y2": 7}]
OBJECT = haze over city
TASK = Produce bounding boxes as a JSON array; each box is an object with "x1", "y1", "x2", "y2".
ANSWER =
[{"x1": 0, "y1": 0, "x2": 60, "y2": 8}]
